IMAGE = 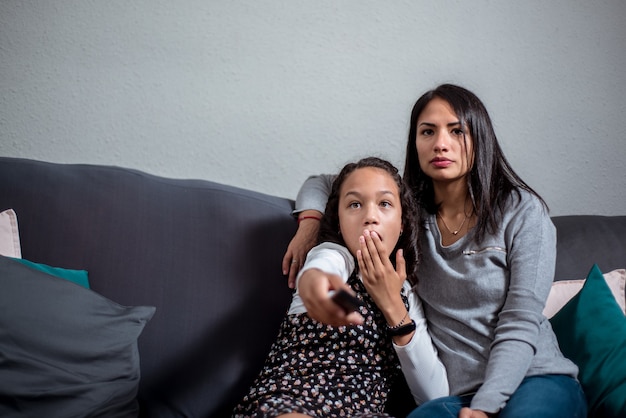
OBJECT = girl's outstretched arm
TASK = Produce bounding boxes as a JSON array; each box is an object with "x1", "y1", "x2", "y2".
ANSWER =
[{"x1": 294, "y1": 242, "x2": 363, "y2": 326}]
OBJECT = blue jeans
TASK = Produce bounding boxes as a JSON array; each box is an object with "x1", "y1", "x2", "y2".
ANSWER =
[{"x1": 407, "y1": 375, "x2": 587, "y2": 418}]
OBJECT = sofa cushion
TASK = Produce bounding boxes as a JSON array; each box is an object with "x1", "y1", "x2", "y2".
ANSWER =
[
  {"x1": 543, "y1": 268, "x2": 625, "y2": 318},
  {"x1": 550, "y1": 264, "x2": 626, "y2": 418},
  {"x1": 0, "y1": 256, "x2": 155, "y2": 418},
  {"x1": 0, "y1": 208, "x2": 21, "y2": 258}
]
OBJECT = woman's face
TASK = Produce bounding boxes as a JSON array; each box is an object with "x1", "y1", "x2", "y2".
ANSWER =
[
  {"x1": 415, "y1": 97, "x2": 474, "y2": 184},
  {"x1": 337, "y1": 167, "x2": 403, "y2": 259}
]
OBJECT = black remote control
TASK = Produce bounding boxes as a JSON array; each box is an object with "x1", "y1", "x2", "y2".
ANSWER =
[{"x1": 331, "y1": 289, "x2": 363, "y2": 313}]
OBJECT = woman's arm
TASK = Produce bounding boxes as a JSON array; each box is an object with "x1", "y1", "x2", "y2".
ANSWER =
[
  {"x1": 294, "y1": 174, "x2": 335, "y2": 215},
  {"x1": 282, "y1": 175, "x2": 336, "y2": 288},
  {"x1": 470, "y1": 194, "x2": 557, "y2": 413},
  {"x1": 282, "y1": 209, "x2": 324, "y2": 287}
]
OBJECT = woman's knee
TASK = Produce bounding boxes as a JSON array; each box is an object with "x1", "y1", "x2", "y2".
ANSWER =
[{"x1": 500, "y1": 375, "x2": 587, "y2": 418}]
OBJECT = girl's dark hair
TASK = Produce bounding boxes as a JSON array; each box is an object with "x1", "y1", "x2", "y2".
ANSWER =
[
  {"x1": 318, "y1": 157, "x2": 420, "y2": 284},
  {"x1": 403, "y1": 84, "x2": 546, "y2": 242}
]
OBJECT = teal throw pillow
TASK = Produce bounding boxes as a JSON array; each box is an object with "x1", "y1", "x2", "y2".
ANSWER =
[
  {"x1": 11, "y1": 257, "x2": 90, "y2": 288},
  {"x1": 550, "y1": 264, "x2": 626, "y2": 418}
]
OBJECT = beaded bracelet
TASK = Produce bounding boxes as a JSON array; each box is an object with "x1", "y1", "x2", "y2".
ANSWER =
[
  {"x1": 387, "y1": 310, "x2": 409, "y2": 329},
  {"x1": 387, "y1": 319, "x2": 416, "y2": 337}
]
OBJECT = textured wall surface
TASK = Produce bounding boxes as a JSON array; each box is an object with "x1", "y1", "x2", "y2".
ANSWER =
[{"x1": 1, "y1": 0, "x2": 625, "y2": 215}]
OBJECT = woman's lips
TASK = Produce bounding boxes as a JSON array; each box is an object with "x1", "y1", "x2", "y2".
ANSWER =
[{"x1": 431, "y1": 158, "x2": 452, "y2": 168}]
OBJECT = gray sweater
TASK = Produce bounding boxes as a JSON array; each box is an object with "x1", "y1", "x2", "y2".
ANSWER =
[
  {"x1": 295, "y1": 175, "x2": 578, "y2": 413},
  {"x1": 417, "y1": 189, "x2": 578, "y2": 412}
]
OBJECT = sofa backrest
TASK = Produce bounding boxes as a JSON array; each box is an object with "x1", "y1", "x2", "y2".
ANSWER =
[
  {"x1": 552, "y1": 215, "x2": 626, "y2": 281},
  {"x1": 0, "y1": 157, "x2": 296, "y2": 417}
]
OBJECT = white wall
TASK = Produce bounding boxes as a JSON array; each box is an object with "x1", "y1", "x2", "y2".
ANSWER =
[{"x1": 1, "y1": 0, "x2": 625, "y2": 215}]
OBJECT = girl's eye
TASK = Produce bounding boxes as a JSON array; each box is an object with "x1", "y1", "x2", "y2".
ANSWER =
[
  {"x1": 349, "y1": 202, "x2": 361, "y2": 209},
  {"x1": 380, "y1": 201, "x2": 392, "y2": 208}
]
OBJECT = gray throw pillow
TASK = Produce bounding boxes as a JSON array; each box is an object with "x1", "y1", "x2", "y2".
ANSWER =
[{"x1": 0, "y1": 256, "x2": 156, "y2": 418}]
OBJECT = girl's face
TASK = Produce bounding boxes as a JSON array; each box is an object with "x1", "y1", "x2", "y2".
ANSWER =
[
  {"x1": 415, "y1": 97, "x2": 474, "y2": 184},
  {"x1": 338, "y1": 167, "x2": 403, "y2": 259}
]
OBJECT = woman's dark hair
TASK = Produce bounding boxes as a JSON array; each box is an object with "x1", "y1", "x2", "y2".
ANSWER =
[
  {"x1": 403, "y1": 84, "x2": 546, "y2": 242},
  {"x1": 318, "y1": 157, "x2": 420, "y2": 284}
]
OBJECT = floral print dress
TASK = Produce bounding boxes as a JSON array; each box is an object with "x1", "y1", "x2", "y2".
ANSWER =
[{"x1": 232, "y1": 273, "x2": 407, "y2": 418}]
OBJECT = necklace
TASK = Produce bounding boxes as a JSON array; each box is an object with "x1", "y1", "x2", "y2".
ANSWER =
[{"x1": 438, "y1": 212, "x2": 469, "y2": 235}]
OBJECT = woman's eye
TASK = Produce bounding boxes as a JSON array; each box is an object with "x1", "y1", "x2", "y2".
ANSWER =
[
  {"x1": 420, "y1": 129, "x2": 434, "y2": 136},
  {"x1": 452, "y1": 128, "x2": 464, "y2": 136},
  {"x1": 380, "y1": 201, "x2": 392, "y2": 208},
  {"x1": 349, "y1": 202, "x2": 361, "y2": 209}
]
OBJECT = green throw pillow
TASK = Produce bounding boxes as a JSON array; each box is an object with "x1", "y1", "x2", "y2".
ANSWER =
[
  {"x1": 11, "y1": 257, "x2": 90, "y2": 288},
  {"x1": 550, "y1": 264, "x2": 626, "y2": 418}
]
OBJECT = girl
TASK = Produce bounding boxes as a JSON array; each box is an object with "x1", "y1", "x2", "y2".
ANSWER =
[{"x1": 233, "y1": 157, "x2": 447, "y2": 418}]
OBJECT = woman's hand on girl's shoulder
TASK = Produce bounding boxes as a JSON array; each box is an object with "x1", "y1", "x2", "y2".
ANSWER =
[{"x1": 282, "y1": 210, "x2": 322, "y2": 288}]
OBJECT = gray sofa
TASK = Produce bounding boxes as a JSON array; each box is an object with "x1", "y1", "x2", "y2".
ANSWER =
[{"x1": 0, "y1": 156, "x2": 624, "y2": 417}]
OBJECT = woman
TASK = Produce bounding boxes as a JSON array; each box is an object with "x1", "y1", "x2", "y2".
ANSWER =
[
  {"x1": 234, "y1": 157, "x2": 447, "y2": 417},
  {"x1": 283, "y1": 85, "x2": 587, "y2": 417}
]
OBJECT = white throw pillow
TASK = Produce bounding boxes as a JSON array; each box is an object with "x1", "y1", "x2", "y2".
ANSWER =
[
  {"x1": 544, "y1": 269, "x2": 626, "y2": 318},
  {"x1": 0, "y1": 208, "x2": 21, "y2": 258}
]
